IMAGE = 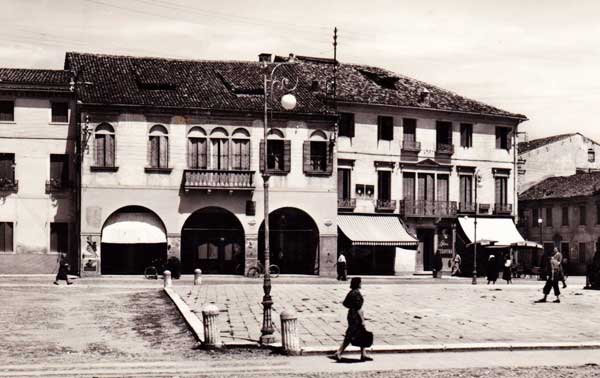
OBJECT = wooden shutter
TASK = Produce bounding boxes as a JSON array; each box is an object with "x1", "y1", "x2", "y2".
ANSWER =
[
  {"x1": 283, "y1": 140, "x2": 291, "y2": 173},
  {"x1": 241, "y1": 140, "x2": 250, "y2": 170},
  {"x1": 259, "y1": 140, "x2": 265, "y2": 173},
  {"x1": 231, "y1": 140, "x2": 241, "y2": 169},
  {"x1": 495, "y1": 127, "x2": 502, "y2": 149},
  {"x1": 437, "y1": 175, "x2": 449, "y2": 201},
  {"x1": 302, "y1": 140, "x2": 311, "y2": 174},
  {"x1": 106, "y1": 134, "x2": 115, "y2": 167},
  {"x1": 495, "y1": 177, "x2": 502, "y2": 204},
  {"x1": 403, "y1": 173, "x2": 415, "y2": 201},
  {"x1": 211, "y1": 139, "x2": 219, "y2": 169},
  {"x1": 159, "y1": 136, "x2": 169, "y2": 168},
  {"x1": 149, "y1": 136, "x2": 159, "y2": 168},
  {"x1": 198, "y1": 139, "x2": 207, "y2": 169},
  {"x1": 3, "y1": 223, "x2": 12, "y2": 252},
  {"x1": 220, "y1": 139, "x2": 229, "y2": 170},
  {"x1": 95, "y1": 135, "x2": 105, "y2": 167},
  {"x1": 188, "y1": 138, "x2": 196, "y2": 168}
]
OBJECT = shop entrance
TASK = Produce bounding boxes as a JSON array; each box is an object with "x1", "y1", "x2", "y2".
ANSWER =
[{"x1": 417, "y1": 228, "x2": 435, "y2": 271}]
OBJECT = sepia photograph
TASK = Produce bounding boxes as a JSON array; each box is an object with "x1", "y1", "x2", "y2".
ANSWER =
[{"x1": 1, "y1": 0, "x2": 600, "y2": 377}]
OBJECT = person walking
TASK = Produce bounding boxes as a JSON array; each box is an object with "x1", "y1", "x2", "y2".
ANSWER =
[
  {"x1": 451, "y1": 253, "x2": 462, "y2": 276},
  {"x1": 54, "y1": 253, "x2": 72, "y2": 285},
  {"x1": 487, "y1": 255, "x2": 498, "y2": 284},
  {"x1": 559, "y1": 255, "x2": 568, "y2": 289},
  {"x1": 337, "y1": 253, "x2": 347, "y2": 281},
  {"x1": 502, "y1": 253, "x2": 513, "y2": 284},
  {"x1": 536, "y1": 248, "x2": 562, "y2": 303},
  {"x1": 432, "y1": 250, "x2": 443, "y2": 278},
  {"x1": 330, "y1": 277, "x2": 372, "y2": 362}
]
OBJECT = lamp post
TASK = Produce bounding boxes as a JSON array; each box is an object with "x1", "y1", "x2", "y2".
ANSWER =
[
  {"x1": 473, "y1": 169, "x2": 482, "y2": 285},
  {"x1": 260, "y1": 56, "x2": 298, "y2": 345},
  {"x1": 538, "y1": 217, "x2": 543, "y2": 267}
]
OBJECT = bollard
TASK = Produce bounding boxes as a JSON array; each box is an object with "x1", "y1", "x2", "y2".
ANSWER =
[
  {"x1": 163, "y1": 270, "x2": 172, "y2": 288},
  {"x1": 202, "y1": 304, "x2": 222, "y2": 349},
  {"x1": 194, "y1": 269, "x2": 202, "y2": 285},
  {"x1": 280, "y1": 310, "x2": 301, "y2": 355}
]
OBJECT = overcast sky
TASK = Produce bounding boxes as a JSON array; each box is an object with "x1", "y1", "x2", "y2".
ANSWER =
[{"x1": 2, "y1": 0, "x2": 598, "y2": 142}]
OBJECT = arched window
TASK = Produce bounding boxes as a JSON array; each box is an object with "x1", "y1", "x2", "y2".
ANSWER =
[
  {"x1": 304, "y1": 129, "x2": 332, "y2": 175},
  {"x1": 261, "y1": 128, "x2": 288, "y2": 173},
  {"x1": 187, "y1": 127, "x2": 207, "y2": 169},
  {"x1": 231, "y1": 128, "x2": 250, "y2": 170},
  {"x1": 95, "y1": 123, "x2": 115, "y2": 167},
  {"x1": 210, "y1": 128, "x2": 229, "y2": 170},
  {"x1": 148, "y1": 125, "x2": 169, "y2": 169}
]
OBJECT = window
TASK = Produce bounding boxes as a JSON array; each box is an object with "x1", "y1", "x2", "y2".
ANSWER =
[
  {"x1": 231, "y1": 139, "x2": 250, "y2": 170},
  {"x1": 459, "y1": 175, "x2": 473, "y2": 206},
  {"x1": 494, "y1": 176, "x2": 508, "y2": 205},
  {"x1": 496, "y1": 127, "x2": 511, "y2": 150},
  {"x1": 579, "y1": 242, "x2": 587, "y2": 264},
  {"x1": 560, "y1": 242, "x2": 570, "y2": 258},
  {"x1": 579, "y1": 205, "x2": 587, "y2": 225},
  {"x1": 436, "y1": 121, "x2": 453, "y2": 150},
  {"x1": 546, "y1": 207, "x2": 553, "y2": 227},
  {"x1": 338, "y1": 113, "x2": 355, "y2": 138},
  {"x1": 0, "y1": 153, "x2": 16, "y2": 189},
  {"x1": 309, "y1": 141, "x2": 328, "y2": 172},
  {"x1": 437, "y1": 174, "x2": 449, "y2": 202},
  {"x1": 0, "y1": 222, "x2": 13, "y2": 252},
  {"x1": 338, "y1": 168, "x2": 351, "y2": 200},
  {"x1": 210, "y1": 138, "x2": 228, "y2": 170},
  {"x1": 148, "y1": 125, "x2": 169, "y2": 169},
  {"x1": 403, "y1": 118, "x2": 417, "y2": 143},
  {"x1": 187, "y1": 131, "x2": 208, "y2": 169},
  {"x1": 260, "y1": 138, "x2": 290, "y2": 174},
  {"x1": 532, "y1": 208, "x2": 539, "y2": 226},
  {"x1": 377, "y1": 170, "x2": 391, "y2": 201},
  {"x1": 402, "y1": 172, "x2": 415, "y2": 201},
  {"x1": 460, "y1": 123, "x2": 473, "y2": 148},
  {"x1": 94, "y1": 123, "x2": 115, "y2": 167},
  {"x1": 50, "y1": 223, "x2": 69, "y2": 253},
  {"x1": 589, "y1": 149, "x2": 595, "y2": 163},
  {"x1": 51, "y1": 102, "x2": 69, "y2": 123},
  {"x1": 562, "y1": 206, "x2": 569, "y2": 226},
  {"x1": 50, "y1": 154, "x2": 69, "y2": 188},
  {"x1": 0, "y1": 101, "x2": 14, "y2": 122},
  {"x1": 377, "y1": 116, "x2": 394, "y2": 141},
  {"x1": 303, "y1": 133, "x2": 332, "y2": 175}
]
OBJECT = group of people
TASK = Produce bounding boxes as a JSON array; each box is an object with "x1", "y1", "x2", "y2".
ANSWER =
[{"x1": 485, "y1": 253, "x2": 516, "y2": 285}]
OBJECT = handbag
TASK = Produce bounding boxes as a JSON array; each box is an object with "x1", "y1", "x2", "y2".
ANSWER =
[{"x1": 351, "y1": 325, "x2": 373, "y2": 348}]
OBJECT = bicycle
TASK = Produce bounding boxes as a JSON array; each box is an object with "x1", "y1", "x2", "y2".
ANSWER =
[
  {"x1": 246, "y1": 261, "x2": 280, "y2": 278},
  {"x1": 144, "y1": 258, "x2": 166, "y2": 280}
]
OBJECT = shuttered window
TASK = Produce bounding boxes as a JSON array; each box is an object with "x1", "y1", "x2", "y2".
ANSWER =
[
  {"x1": 148, "y1": 125, "x2": 169, "y2": 169},
  {"x1": 303, "y1": 140, "x2": 333, "y2": 175},
  {"x1": 50, "y1": 154, "x2": 69, "y2": 187},
  {"x1": 94, "y1": 123, "x2": 115, "y2": 167},
  {"x1": 260, "y1": 139, "x2": 290, "y2": 174},
  {"x1": 459, "y1": 175, "x2": 473, "y2": 205},
  {"x1": 211, "y1": 139, "x2": 229, "y2": 170},
  {"x1": 231, "y1": 139, "x2": 250, "y2": 170},
  {"x1": 377, "y1": 116, "x2": 394, "y2": 141},
  {"x1": 0, "y1": 222, "x2": 13, "y2": 252},
  {"x1": 437, "y1": 174, "x2": 449, "y2": 202},
  {"x1": 402, "y1": 172, "x2": 415, "y2": 201},
  {"x1": 338, "y1": 168, "x2": 351, "y2": 200},
  {"x1": 494, "y1": 176, "x2": 508, "y2": 205},
  {"x1": 338, "y1": 113, "x2": 355, "y2": 138},
  {"x1": 417, "y1": 173, "x2": 435, "y2": 201},
  {"x1": 50, "y1": 223, "x2": 69, "y2": 253},
  {"x1": 460, "y1": 123, "x2": 473, "y2": 147},
  {"x1": 188, "y1": 138, "x2": 207, "y2": 169}
]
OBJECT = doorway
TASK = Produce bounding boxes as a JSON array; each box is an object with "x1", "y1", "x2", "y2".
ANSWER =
[{"x1": 417, "y1": 228, "x2": 435, "y2": 271}]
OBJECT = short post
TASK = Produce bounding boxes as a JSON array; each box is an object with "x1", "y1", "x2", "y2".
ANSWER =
[
  {"x1": 280, "y1": 310, "x2": 301, "y2": 355},
  {"x1": 202, "y1": 304, "x2": 222, "y2": 349},
  {"x1": 163, "y1": 270, "x2": 172, "y2": 288},
  {"x1": 194, "y1": 269, "x2": 202, "y2": 285}
]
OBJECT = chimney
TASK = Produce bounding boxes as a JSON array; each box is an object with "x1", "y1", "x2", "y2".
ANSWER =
[{"x1": 258, "y1": 53, "x2": 272, "y2": 63}]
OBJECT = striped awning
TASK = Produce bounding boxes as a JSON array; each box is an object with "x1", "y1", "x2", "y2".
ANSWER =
[{"x1": 338, "y1": 215, "x2": 418, "y2": 247}]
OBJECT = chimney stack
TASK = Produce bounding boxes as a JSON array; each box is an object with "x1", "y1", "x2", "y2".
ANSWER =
[{"x1": 258, "y1": 53, "x2": 272, "y2": 63}]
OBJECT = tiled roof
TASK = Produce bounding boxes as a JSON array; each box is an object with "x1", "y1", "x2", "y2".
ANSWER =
[
  {"x1": 520, "y1": 171, "x2": 600, "y2": 201},
  {"x1": 0, "y1": 68, "x2": 71, "y2": 92},
  {"x1": 518, "y1": 133, "x2": 578, "y2": 154},
  {"x1": 65, "y1": 52, "x2": 526, "y2": 119}
]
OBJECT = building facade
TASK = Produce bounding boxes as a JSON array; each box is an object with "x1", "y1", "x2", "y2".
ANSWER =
[
  {"x1": 519, "y1": 171, "x2": 600, "y2": 275},
  {"x1": 66, "y1": 52, "x2": 338, "y2": 277},
  {"x1": 518, "y1": 133, "x2": 600, "y2": 194},
  {"x1": 0, "y1": 68, "x2": 76, "y2": 274}
]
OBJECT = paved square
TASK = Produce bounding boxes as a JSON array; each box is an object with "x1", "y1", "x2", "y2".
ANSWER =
[{"x1": 175, "y1": 279, "x2": 600, "y2": 347}]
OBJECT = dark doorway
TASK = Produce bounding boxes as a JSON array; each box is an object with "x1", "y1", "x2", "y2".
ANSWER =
[
  {"x1": 181, "y1": 207, "x2": 244, "y2": 274},
  {"x1": 258, "y1": 207, "x2": 319, "y2": 275},
  {"x1": 417, "y1": 228, "x2": 435, "y2": 271},
  {"x1": 101, "y1": 243, "x2": 167, "y2": 274}
]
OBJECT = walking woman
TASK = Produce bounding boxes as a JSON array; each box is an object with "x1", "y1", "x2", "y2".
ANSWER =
[
  {"x1": 330, "y1": 277, "x2": 372, "y2": 362},
  {"x1": 487, "y1": 255, "x2": 498, "y2": 284},
  {"x1": 502, "y1": 253, "x2": 513, "y2": 284},
  {"x1": 54, "y1": 253, "x2": 72, "y2": 285}
]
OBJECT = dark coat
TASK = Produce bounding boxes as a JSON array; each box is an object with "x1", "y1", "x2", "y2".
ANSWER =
[
  {"x1": 433, "y1": 253, "x2": 443, "y2": 271},
  {"x1": 342, "y1": 289, "x2": 364, "y2": 342}
]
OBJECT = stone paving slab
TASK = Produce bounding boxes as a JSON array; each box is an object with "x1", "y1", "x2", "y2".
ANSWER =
[{"x1": 174, "y1": 278, "x2": 600, "y2": 348}]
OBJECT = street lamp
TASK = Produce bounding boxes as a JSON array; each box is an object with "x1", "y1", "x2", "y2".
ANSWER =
[
  {"x1": 472, "y1": 169, "x2": 482, "y2": 285},
  {"x1": 260, "y1": 55, "x2": 298, "y2": 345},
  {"x1": 538, "y1": 217, "x2": 543, "y2": 267}
]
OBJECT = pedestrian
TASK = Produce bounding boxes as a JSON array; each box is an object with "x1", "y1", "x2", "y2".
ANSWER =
[
  {"x1": 337, "y1": 253, "x2": 347, "y2": 281},
  {"x1": 560, "y1": 255, "x2": 568, "y2": 289},
  {"x1": 487, "y1": 255, "x2": 498, "y2": 284},
  {"x1": 432, "y1": 250, "x2": 443, "y2": 278},
  {"x1": 54, "y1": 253, "x2": 72, "y2": 285},
  {"x1": 535, "y1": 248, "x2": 562, "y2": 303},
  {"x1": 330, "y1": 277, "x2": 372, "y2": 362},
  {"x1": 451, "y1": 253, "x2": 462, "y2": 276},
  {"x1": 502, "y1": 253, "x2": 513, "y2": 284}
]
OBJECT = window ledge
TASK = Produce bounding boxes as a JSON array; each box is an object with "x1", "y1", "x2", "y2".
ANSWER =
[
  {"x1": 90, "y1": 166, "x2": 119, "y2": 172},
  {"x1": 304, "y1": 171, "x2": 332, "y2": 177},
  {"x1": 48, "y1": 122, "x2": 69, "y2": 126},
  {"x1": 145, "y1": 167, "x2": 173, "y2": 174},
  {"x1": 0, "y1": 251, "x2": 15, "y2": 255},
  {"x1": 261, "y1": 169, "x2": 289, "y2": 176},
  {"x1": 0, "y1": 121, "x2": 16, "y2": 125}
]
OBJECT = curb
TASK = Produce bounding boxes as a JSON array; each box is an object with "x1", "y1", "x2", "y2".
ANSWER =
[{"x1": 164, "y1": 287, "x2": 205, "y2": 343}]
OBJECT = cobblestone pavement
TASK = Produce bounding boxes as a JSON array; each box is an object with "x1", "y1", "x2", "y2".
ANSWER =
[{"x1": 175, "y1": 278, "x2": 600, "y2": 347}]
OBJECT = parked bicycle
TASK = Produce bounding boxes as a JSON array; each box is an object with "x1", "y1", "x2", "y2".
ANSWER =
[
  {"x1": 244, "y1": 261, "x2": 280, "y2": 278},
  {"x1": 144, "y1": 258, "x2": 165, "y2": 280}
]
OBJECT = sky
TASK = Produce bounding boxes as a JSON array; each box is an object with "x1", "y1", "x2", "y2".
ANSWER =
[{"x1": 2, "y1": 0, "x2": 599, "y2": 142}]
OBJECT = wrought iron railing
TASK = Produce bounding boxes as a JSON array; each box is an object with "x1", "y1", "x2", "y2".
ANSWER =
[
  {"x1": 494, "y1": 203, "x2": 513, "y2": 214},
  {"x1": 458, "y1": 202, "x2": 476, "y2": 213},
  {"x1": 401, "y1": 140, "x2": 421, "y2": 152},
  {"x1": 183, "y1": 169, "x2": 254, "y2": 190},
  {"x1": 337, "y1": 198, "x2": 356, "y2": 211},
  {"x1": 400, "y1": 199, "x2": 457, "y2": 217},
  {"x1": 45, "y1": 179, "x2": 71, "y2": 193},
  {"x1": 0, "y1": 177, "x2": 18, "y2": 192},
  {"x1": 375, "y1": 199, "x2": 397, "y2": 211},
  {"x1": 436, "y1": 143, "x2": 454, "y2": 155}
]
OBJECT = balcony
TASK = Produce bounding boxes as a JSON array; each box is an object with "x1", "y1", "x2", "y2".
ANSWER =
[
  {"x1": 494, "y1": 203, "x2": 513, "y2": 215},
  {"x1": 183, "y1": 169, "x2": 255, "y2": 191},
  {"x1": 401, "y1": 140, "x2": 421, "y2": 152},
  {"x1": 458, "y1": 202, "x2": 476, "y2": 213},
  {"x1": 375, "y1": 199, "x2": 397, "y2": 212},
  {"x1": 400, "y1": 199, "x2": 457, "y2": 217},
  {"x1": 337, "y1": 198, "x2": 356, "y2": 211},
  {"x1": 45, "y1": 179, "x2": 72, "y2": 194},
  {"x1": 0, "y1": 177, "x2": 18, "y2": 193},
  {"x1": 435, "y1": 143, "x2": 454, "y2": 155}
]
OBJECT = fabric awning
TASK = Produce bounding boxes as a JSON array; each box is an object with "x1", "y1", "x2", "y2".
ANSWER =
[
  {"x1": 458, "y1": 217, "x2": 526, "y2": 248},
  {"x1": 102, "y1": 212, "x2": 167, "y2": 244},
  {"x1": 338, "y1": 215, "x2": 418, "y2": 247}
]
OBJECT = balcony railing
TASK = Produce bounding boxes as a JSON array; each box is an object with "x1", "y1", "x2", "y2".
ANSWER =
[
  {"x1": 337, "y1": 198, "x2": 356, "y2": 211},
  {"x1": 183, "y1": 169, "x2": 255, "y2": 191},
  {"x1": 494, "y1": 203, "x2": 513, "y2": 215},
  {"x1": 401, "y1": 140, "x2": 421, "y2": 152},
  {"x1": 0, "y1": 177, "x2": 18, "y2": 192},
  {"x1": 375, "y1": 199, "x2": 397, "y2": 212},
  {"x1": 458, "y1": 202, "x2": 476, "y2": 213},
  {"x1": 400, "y1": 199, "x2": 457, "y2": 217},
  {"x1": 45, "y1": 179, "x2": 71, "y2": 194},
  {"x1": 435, "y1": 143, "x2": 454, "y2": 155}
]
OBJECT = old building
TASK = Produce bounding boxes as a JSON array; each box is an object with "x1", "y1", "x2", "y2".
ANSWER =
[
  {"x1": 519, "y1": 171, "x2": 600, "y2": 275},
  {"x1": 290, "y1": 56, "x2": 528, "y2": 274},
  {"x1": 0, "y1": 68, "x2": 76, "y2": 274},
  {"x1": 65, "y1": 52, "x2": 338, "y2": 276},
  {"x1": 518, "y1": 133, "x2": 600, "y2": 193}
]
